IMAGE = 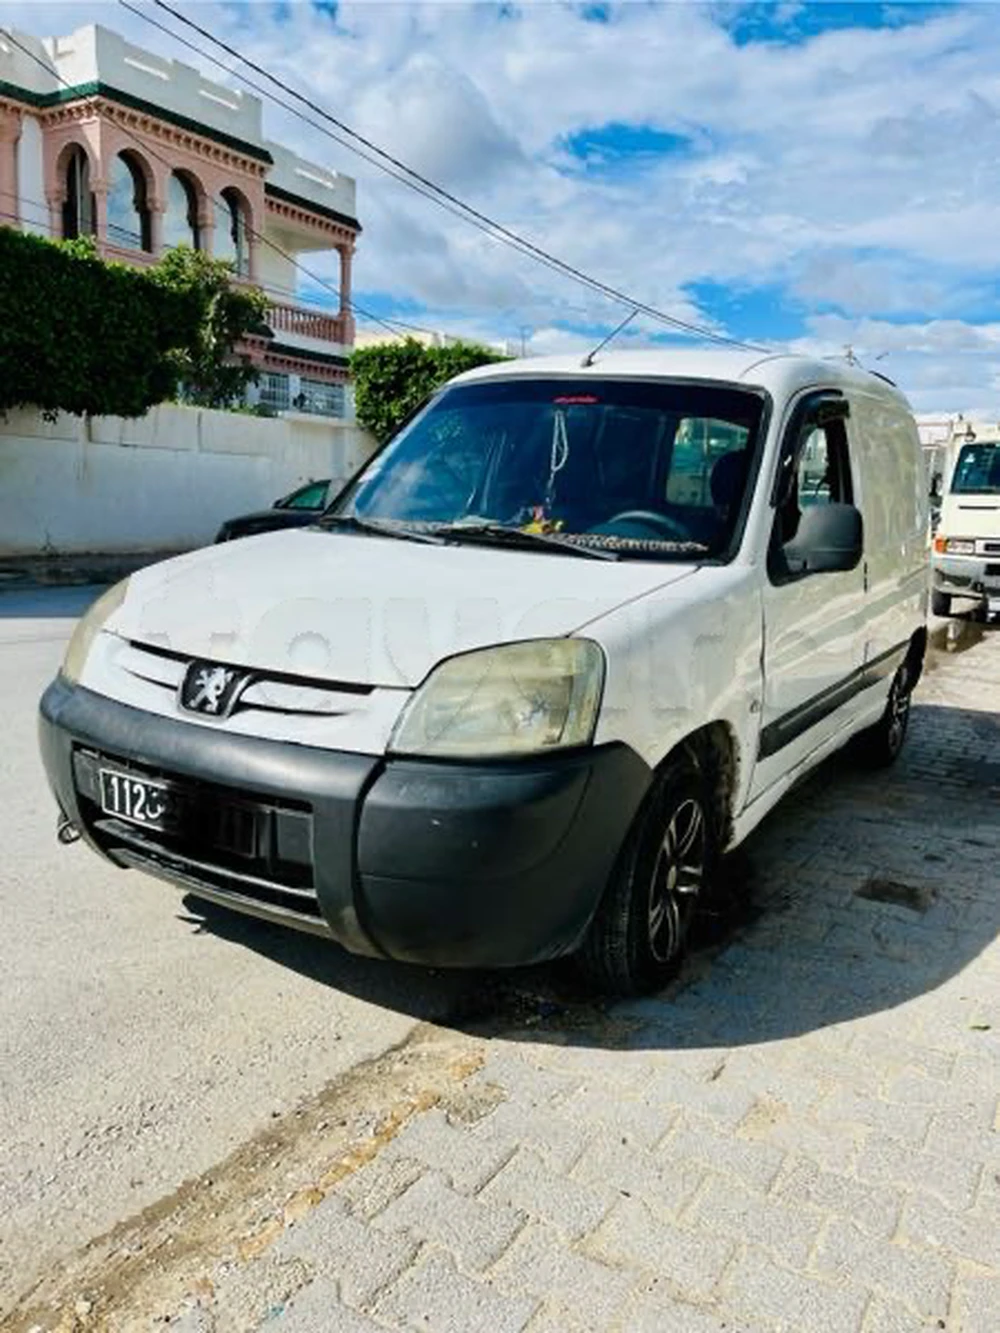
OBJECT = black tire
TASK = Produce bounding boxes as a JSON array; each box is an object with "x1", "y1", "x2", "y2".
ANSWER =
[
  {"x1": 854, "y1": 662, "x2": 912, "y2": 769},
  {"x1": 579, "y1": 748, "x2": 717, "y2": 996},
  {"x1": 931, "y1": 589, "x2": 951, "y2": 617}
]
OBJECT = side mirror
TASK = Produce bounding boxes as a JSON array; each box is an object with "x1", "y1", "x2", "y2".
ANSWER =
[
  {"x1": 930, "y1": 472, "x2": 942, "y2": 499},
  {"x1": 784, "y1": 503, "x2": 863, "y2": 574}
]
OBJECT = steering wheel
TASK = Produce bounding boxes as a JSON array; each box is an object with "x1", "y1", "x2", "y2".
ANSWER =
[{"x1": 602, "y1": 509, "x2": 691, "y2": 541}]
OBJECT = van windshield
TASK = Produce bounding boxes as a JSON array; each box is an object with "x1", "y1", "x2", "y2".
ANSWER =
[
  {"x1": 952, "y1": 441, "x2": 1000, "y2": 495},
  {"x1": 329, "y1": 378, "x2": 766, "y2": 559}
]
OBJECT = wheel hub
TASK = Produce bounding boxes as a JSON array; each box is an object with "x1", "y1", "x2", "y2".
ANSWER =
[{"x1": 647, "y1": 797, "x2": 706, "y2": 964}]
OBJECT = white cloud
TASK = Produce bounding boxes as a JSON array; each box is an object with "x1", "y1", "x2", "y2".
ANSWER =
[{"x1": 791, "y1": 314, "x2": 1000, "y2": 414}]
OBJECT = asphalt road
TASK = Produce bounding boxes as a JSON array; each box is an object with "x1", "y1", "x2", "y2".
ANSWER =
[{"x1": 0, "y1": 586, "x2": 475, "y2": 1312}]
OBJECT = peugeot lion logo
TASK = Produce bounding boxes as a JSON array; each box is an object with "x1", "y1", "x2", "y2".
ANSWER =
[{"x1": 179, "y1": 662, "x2": 251, "y2": 718}]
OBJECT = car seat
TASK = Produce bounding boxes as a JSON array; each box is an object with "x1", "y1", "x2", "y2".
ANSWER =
[
  {"x1": 710, "y1": 450, "x2": 750, "y2": 516},
  {"x1": 678, "y1": 450, "x2": 750, "y2": 549}
]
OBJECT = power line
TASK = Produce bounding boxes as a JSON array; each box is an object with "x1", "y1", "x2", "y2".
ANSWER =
[
  {"x1": 0, "y1": 25, "x2": 435, "y2": 342},
  {"x1": 137, "y1": 0, "x2": 767, "y2": 352},
  {"x1": 119, "y1": 0, "x2": 585, "y2": 334},
  {"x1": 122, "y1": 0, "x2": 572, "y2": 343}
]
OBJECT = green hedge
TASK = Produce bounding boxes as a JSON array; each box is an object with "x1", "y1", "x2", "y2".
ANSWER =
[
  {"x1": 0, "y1": 229, "x2": 201, "y2": 418},
  {"x1": 350, "y1": 337, "x2": 509, "y2": 444}
]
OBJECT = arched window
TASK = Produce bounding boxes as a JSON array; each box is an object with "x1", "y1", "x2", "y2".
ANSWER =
[
  {"x1": 107, "y1": 151, "x2": 151, "y2": 251},
  {"x1": 62, "y1": 145, "x2": 95, "y2": 240},
  {"x1": 163, "y1": 170, "x2": 201, "y2": 250},
  {"x1": 215, "y1": 187, "x2": 249, "y2": 276}
]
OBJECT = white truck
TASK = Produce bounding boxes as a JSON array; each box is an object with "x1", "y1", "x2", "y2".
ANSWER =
[{"x1": 930, "y1": 419, "x2": 1000, "y2": 617}]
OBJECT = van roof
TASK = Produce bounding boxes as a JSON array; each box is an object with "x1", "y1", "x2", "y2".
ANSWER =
[{"x1": 451, "y1": 349, "x2": 912, "y2": 407}]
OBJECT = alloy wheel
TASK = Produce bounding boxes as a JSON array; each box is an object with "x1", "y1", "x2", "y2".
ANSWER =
[
  {"x1": 886, "y1": 669, "x2": 911, "y2": 756},
  {"x1": 647, "y1": 797, "x2": 706, "y2": 963}
]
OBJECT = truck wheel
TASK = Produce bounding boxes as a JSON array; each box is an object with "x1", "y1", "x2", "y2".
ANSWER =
[
  {"x1": 855, "y1": 663, "x2": 912, "y2": 769},
  {"x1": 931, "y1": 589, "x2": 951, "y2": 617},
  {"x1": 579, "y1": 749, "x2": 715, "y2": 996}
]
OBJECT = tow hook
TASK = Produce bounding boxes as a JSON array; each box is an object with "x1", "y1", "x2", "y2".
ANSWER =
[{"x1": 57, "y1": 814, "x2": 81, "y2": 845}]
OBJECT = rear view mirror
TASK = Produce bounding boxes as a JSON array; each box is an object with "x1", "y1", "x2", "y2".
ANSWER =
[{"x1": 785, "y1": 503, "x2": 863, "y2": 574}]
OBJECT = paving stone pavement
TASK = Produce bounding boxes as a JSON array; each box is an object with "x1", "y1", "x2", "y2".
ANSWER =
[{"x1": 178, "y1": 619, "x2": 1000, "y2": 1333}]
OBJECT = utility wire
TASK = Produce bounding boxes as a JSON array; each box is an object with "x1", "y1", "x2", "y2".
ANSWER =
[
  {"x1": 0, "y1": 25, "x2": 436, "y2": 342},
  {"x1": 119, "y1": 0, "x2": 617, "y2": 343},
  {"x1": 120, "y1": 0, "x2": 575, "y2": 341},
  {"x1": 137, "y1": 0, "x2": 768, "y2": 352}
]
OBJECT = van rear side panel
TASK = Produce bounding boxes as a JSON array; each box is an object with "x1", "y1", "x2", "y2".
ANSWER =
[{"x1": 852, "y1": 391, "x2": 928, "y2": 663}]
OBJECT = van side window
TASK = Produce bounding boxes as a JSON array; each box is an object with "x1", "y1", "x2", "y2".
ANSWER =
[{"x1": 778, "y1": 417, "x2": 854, "y2": 545}]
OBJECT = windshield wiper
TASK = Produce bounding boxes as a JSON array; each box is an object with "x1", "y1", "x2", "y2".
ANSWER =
[
  {"x1": 431, "y1": 521, "x2": 619, "y2": 560},
  {"x1": 320, "y1": 515, "x2": 445, "y2": 544}
]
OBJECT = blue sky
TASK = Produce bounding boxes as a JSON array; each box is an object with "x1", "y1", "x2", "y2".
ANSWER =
[
  {"x1": 717, "y1": 1, "x2": 959, "y2": 45},
  {"x1": 2, "y1": 1, "x2": 999, "y2": 411}
]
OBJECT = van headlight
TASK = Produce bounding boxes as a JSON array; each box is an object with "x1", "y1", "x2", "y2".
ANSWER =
[
  {"x1": 62, "y1": 579, "x2": 130, "y2": 684},
  {"x1": 945, "y1": 538, "x2": 975, "y2": 555},
  {"x1": 389, "y1": 639, "x2": 605, "y2": 759}
]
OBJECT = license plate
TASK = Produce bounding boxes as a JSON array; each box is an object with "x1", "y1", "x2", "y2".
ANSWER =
[{"x1": 100, "y1": 767, "x2": 176, "y2": 830}]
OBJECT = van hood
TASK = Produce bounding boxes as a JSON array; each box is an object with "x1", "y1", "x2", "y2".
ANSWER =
[{"x1": 113, "y1": 527, "x2": 698, "y2": 688}]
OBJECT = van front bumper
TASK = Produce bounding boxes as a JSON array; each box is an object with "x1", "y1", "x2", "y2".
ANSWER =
[
  {"x1": 39, "y1": 676, "x2": 652, "y2": 969},
  {"x1": 932, "y1": 554, "x2": 1000, "y2": 601}
]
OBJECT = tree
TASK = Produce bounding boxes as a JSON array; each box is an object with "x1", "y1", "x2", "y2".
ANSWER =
[
  {"x1": 149, "y1": 247, "x2": 270, "y2": 410},
  {"x1": 0, "y1": 229, "x2": 200, "y2": 418},
  {"x1": 350, "y1": 338, "x2": 508, "y2": 444}
]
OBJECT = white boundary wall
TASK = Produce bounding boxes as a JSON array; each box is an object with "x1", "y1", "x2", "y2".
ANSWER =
[{"x1": 0, "y1": 405, "x2": 376, "y2": 557}]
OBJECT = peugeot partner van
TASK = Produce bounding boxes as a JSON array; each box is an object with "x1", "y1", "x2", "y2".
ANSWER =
[
  {"x1": 39, "y1": 351, "x2": 928, "y2": 995},
  {"x1": 930, "y1": 421, "x2": 1000, "y2": 617}
]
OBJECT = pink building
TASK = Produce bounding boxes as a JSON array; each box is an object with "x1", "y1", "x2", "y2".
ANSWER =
[{"x1": 0, "y1": 23, "x2": 359, "y2": 417}]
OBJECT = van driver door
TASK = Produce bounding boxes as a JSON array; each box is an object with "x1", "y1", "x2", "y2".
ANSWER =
[{"x1": 749, "y1": 391, "x2": 866, "y2": 801}]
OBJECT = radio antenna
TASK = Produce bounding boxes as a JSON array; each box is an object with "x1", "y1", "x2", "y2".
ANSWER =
[{"x1": 581, "y1": 308, "x2": 640, "y2": 367}]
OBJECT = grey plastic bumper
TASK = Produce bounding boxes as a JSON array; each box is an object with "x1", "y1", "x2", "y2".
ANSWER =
[{"x1": 39, "y1": 676, "x2": 653, "y2": 969}]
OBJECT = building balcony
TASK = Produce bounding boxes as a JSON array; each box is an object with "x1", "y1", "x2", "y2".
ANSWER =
[
  {"x1": 267, "y1": 299, "x2": 349, "y2": 348},
  {"x1": 242, "y1": 294, "x2": 353, "y2": 420},
  {"x1": 98, "y1": 240, "x2": 160, "y2": 268}
]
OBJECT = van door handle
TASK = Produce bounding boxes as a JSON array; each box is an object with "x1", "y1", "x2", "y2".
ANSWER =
[{"x1": 863, "y1": 559, "x2": 869, "y2": 593}]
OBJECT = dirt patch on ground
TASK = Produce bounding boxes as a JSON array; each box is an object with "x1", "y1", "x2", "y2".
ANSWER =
[{"x1": 3, "y1": 1026, "x2": 484, "y2": 1333}]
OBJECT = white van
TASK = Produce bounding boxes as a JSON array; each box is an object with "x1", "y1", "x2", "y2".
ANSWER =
[
  {"x1": 39, "y1": 351, "x2": 928, "y2": 994},
  {"x1": 930, "y1": 421, "x2": 1000, "y2": 617}
]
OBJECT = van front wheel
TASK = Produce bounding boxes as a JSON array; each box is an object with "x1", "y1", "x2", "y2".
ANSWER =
[
  {"x1": 579, "y1": 750, "x2": 715, "y2": 996},
  {"x1": 931, "y1": 589, "x2": 951, "y2": 617}
]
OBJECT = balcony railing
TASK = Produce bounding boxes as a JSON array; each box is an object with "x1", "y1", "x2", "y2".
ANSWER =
[
  {"x1": 267, "y1": 301, "x2": 348, "y2": 346},
  {"x1": 98, "y1": 241, "x2": 160, "y2": 269}
]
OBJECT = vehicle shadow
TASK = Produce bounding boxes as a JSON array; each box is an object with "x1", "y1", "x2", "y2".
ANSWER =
[
  {"x1": 181, "y1": 695, "x2": 1000, "y2": 1053},
  {"x1": 0, "y1": 585, "x2": 105, "y2": 619},
  {"x1": 176, "y1": 893, "x2": 489, "y2": 1025},
  {"x1": 926, "y1": 608, "x2": 1000, "y2": 664}
]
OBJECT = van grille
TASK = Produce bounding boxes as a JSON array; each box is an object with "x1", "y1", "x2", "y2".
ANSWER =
[{"x1": 117, "y1": 641, "x2": 372, "y2": 719}]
